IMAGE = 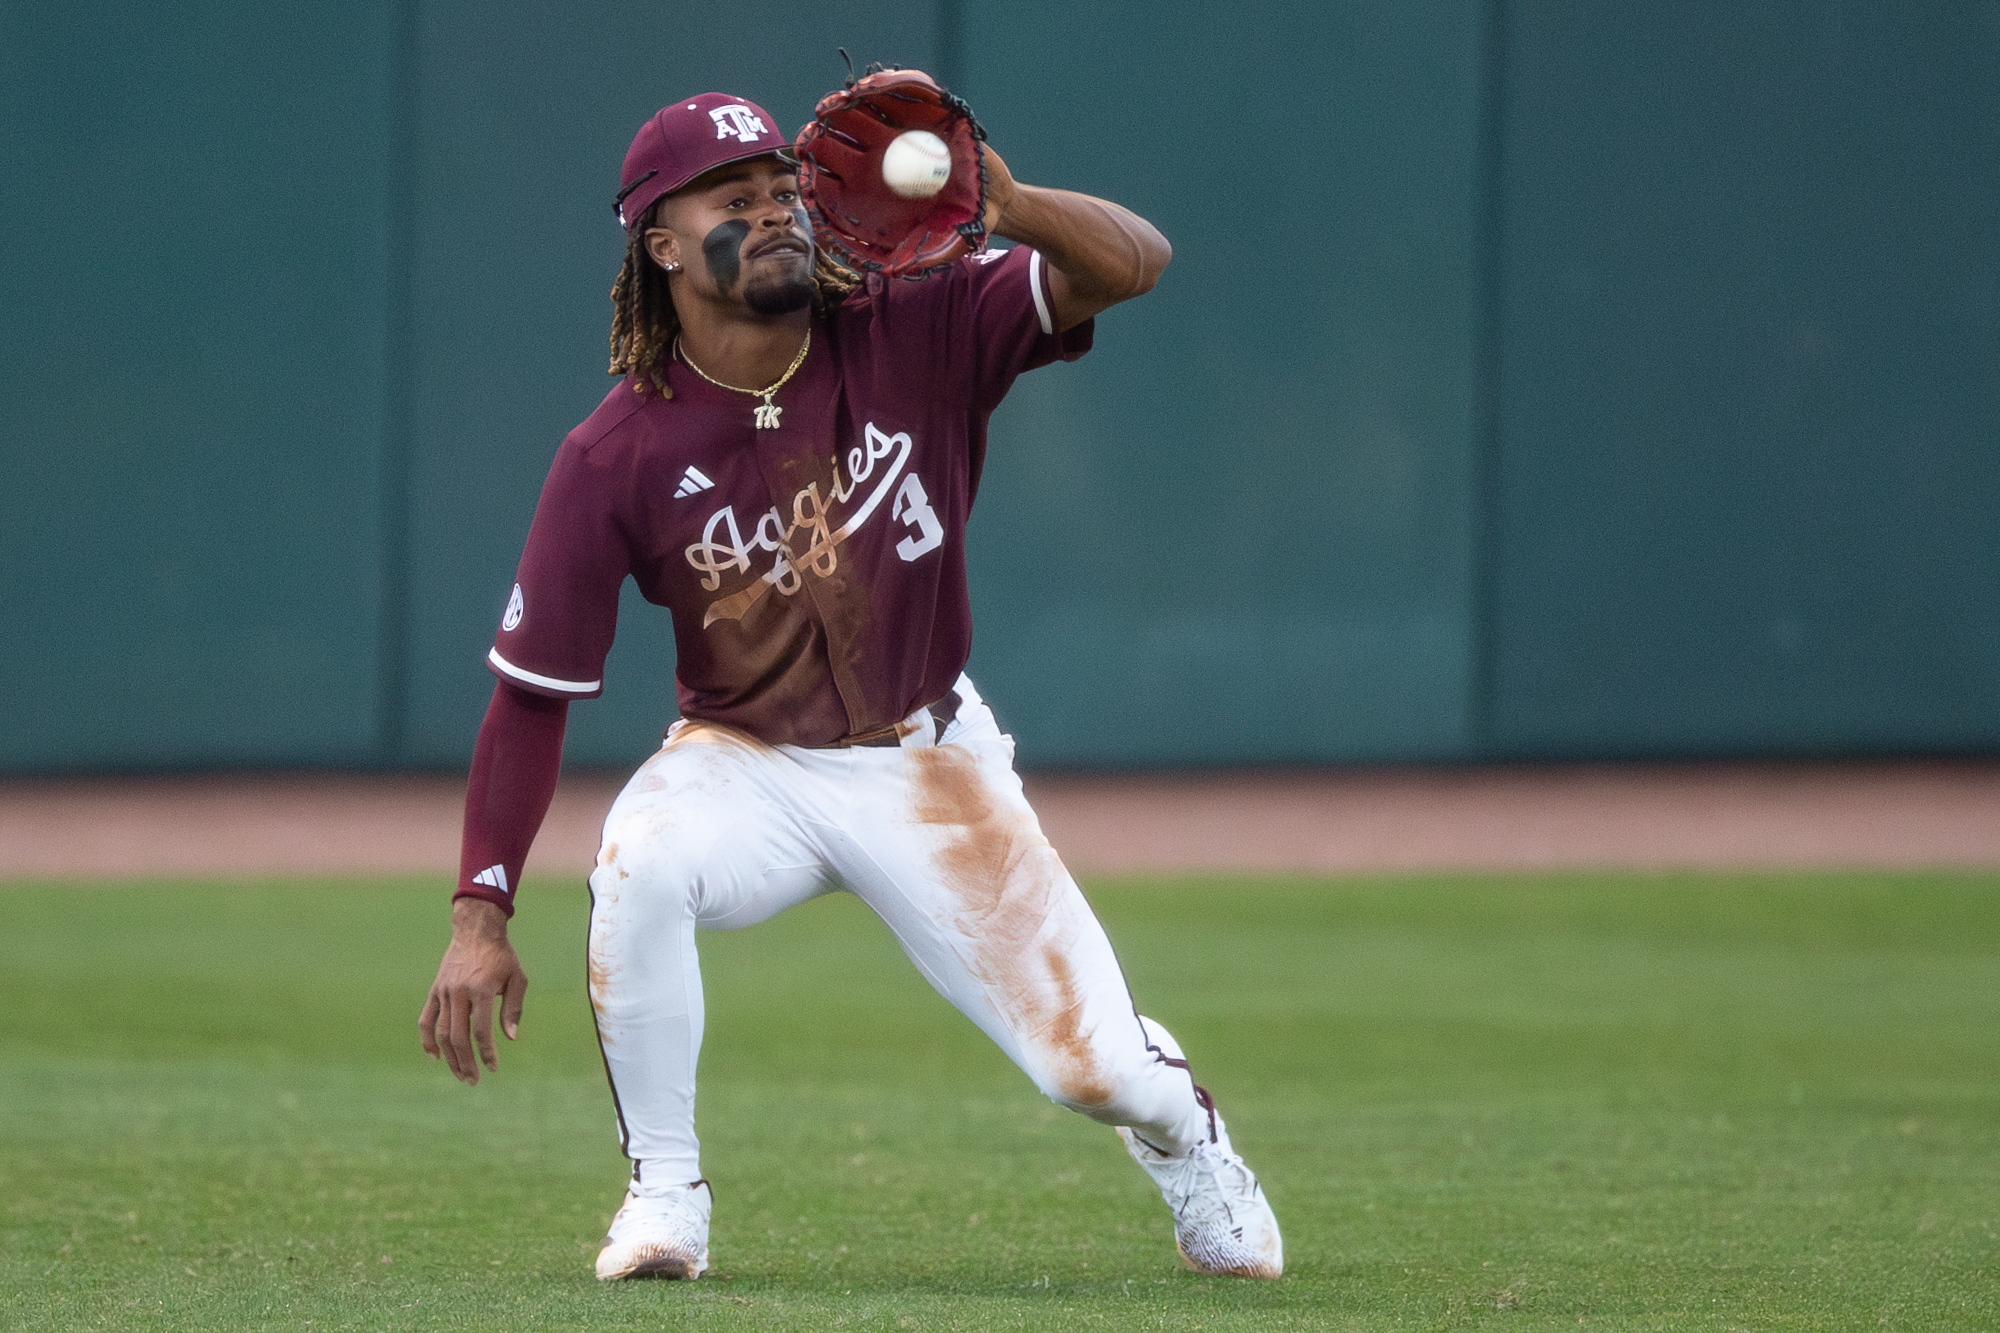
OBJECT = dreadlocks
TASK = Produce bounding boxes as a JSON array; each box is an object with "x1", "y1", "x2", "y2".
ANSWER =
[{"x1": 608, "y1": 203, "x2": 859, "y2": 396}]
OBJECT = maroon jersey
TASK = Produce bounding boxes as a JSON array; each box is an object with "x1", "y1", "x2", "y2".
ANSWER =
[{"x1": 486, "y1": 246, "x2": 1091, "y2": 747}]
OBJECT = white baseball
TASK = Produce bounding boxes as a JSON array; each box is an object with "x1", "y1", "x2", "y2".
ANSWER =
[{"x1": 881, "y1": 130, "x2": 951, "y2": 199}]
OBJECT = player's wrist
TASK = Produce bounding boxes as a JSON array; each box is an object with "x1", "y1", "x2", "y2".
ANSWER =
[
  {"x1": 978, "y1": 145, "x2": 1019, "y2": 237},
  {"x1": 989, "y1": 184, "x2": 1053, "y2": 250},
  {"x1": 451, "y1": 892, "x2": 514, "y2": 931},
  {"x1": 988, "y1": 184, "x2": 1095, "y2": 270}
]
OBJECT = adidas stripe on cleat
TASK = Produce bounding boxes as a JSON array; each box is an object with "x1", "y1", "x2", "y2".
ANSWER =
[{"x1": 1118, "y1": 1125, "x2": 1283, "y2": 1279}]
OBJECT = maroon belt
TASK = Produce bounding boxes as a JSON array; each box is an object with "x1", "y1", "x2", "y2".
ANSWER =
[{"x1": 821, "y1": 687, "x2": 963, "y2": 749}]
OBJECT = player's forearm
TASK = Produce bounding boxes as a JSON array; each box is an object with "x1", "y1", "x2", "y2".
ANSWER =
[
  {"x1": 455, "y1": 682, "x2": 569, "y2": 918},
  {"x1": 992, "y1": 183, "x2": 1171, "y2": 327}
]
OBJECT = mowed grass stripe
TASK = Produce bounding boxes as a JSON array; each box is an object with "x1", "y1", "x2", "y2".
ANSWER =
[{"x1": 0, "y1": 872, "x2": 1995, "y2": 1331}]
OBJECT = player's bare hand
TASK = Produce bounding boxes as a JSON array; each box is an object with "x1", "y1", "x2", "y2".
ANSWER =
[{"x1": 419, "y1": 896, "x2": 528, "y2": 1085}]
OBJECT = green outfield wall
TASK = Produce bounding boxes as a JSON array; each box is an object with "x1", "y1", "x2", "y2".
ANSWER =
[{"x1": 2, "y1": 1, "x2": 1994, "y2": 773}]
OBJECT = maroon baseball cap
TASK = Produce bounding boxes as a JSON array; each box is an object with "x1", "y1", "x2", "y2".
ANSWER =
[{"x1": 615, "y1": 93, "x2": 792, "y2": 231}]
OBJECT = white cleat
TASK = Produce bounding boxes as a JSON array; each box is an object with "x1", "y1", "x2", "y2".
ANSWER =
[
  {"x1": 1118, "y1": 1125, "x2": 1283, "y2": 1279},
  {"x1": 594, "y1": 1179, "x2": 712, "y2": 1280}
]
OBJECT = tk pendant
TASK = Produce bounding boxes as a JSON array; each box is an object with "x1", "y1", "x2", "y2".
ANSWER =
[{"x1": 754, "y1": 398, "x2": 782, "y2": 430}]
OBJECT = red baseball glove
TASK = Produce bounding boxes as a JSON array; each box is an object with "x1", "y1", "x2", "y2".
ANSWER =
[{"x1": 794, "y1": 66, "x2": 988, "y2": 279}]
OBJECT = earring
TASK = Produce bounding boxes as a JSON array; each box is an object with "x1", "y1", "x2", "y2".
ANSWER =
[{"x1": 664, "y1": 262, "x2": 681, "y2": 272}]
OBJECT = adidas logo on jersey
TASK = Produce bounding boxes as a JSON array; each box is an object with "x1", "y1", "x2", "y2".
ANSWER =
[
  {"x1": 674, "y1": 465, "x2": 715, "y2": 498},
  {"x1": 471, "y1": 864, "x2": 510, "y2": 895}
]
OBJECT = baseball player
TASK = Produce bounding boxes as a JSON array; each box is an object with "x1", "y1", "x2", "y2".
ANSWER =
[{"x1": 419, "y1": 75, "x2": 1282, "y2": 1282}]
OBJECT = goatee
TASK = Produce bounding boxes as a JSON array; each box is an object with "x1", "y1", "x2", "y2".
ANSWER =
[{"x1": 744, "y1": 270, "x2": 815, "y2": 316}]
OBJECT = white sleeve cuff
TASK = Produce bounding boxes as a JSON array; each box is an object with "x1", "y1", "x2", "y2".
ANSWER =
[
  {"x1": 1028, "y1": 249, "x2": 1054, "y2": 336},
  {"x1": 487, "y1": 647, "x2": 600, "y2": 695}
]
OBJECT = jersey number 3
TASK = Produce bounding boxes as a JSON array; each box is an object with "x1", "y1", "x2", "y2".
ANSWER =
[{"x1": 893, "y1": 473, "x2": 944, "y2": 562}]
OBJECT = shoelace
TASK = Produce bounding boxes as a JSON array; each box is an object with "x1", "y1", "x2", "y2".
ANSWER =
[{"x1": 1163, "y1": 1143, "x2": 1258, "y2": 1216}]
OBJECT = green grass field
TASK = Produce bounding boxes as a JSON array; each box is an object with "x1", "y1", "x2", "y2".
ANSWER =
[{"x1": 1, "y1": 871, "x2": 1995, "y2": 1331}]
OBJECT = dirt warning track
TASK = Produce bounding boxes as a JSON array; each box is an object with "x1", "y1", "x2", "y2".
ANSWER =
[{"x1": 3, "y1": 761, "x2": 1997, "y2": 882}]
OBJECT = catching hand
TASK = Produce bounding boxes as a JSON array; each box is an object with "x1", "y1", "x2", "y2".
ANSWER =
[{"x1": 794, "y1": 65, "x2": 989, "y2": 278}]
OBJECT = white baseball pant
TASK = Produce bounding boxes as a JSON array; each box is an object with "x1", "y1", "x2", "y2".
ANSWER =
[{"x1": 585, "y1": 674, "x2": 1214, "y2": 1190}]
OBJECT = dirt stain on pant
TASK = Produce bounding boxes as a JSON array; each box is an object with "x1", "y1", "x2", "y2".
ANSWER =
[
  {"x1": 910, "y1": 745, "x2": 1111, "y2": 1111},
  {"x1": 586, "y1": 898, "x2": 620, "y2": 1034},
  {"x1": 587, "y1": 846, "x2": 632, "y2": 1032},
  {"x1": 632, "y1": 720, "x2": 768, "y2": 795},
  {"x1": 1038, "y1": 947, "x2": 1111, "y2": 1108},
  {"x1": 587, "y1": 948, "x2": 615, "y2": 1024}
]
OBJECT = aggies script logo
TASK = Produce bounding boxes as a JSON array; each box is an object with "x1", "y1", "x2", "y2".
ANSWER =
[
  {"x1": 685, "y1": 423, "x2": 945, "y2": 627},
  {"x1": 709, "y1": 104, "x2": 768, "y2": 143}
]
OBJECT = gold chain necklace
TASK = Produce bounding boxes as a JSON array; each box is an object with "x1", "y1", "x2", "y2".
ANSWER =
[{"x1": 675, "y1": 329, "x2": 811, "y2": 430}]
